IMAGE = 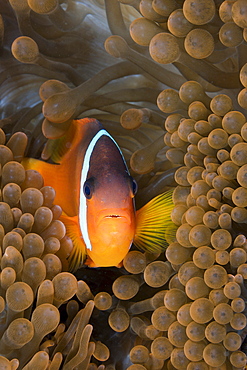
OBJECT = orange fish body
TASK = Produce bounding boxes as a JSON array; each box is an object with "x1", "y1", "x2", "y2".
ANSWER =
[{"x1": 23, "y1": 118, "x2": 175, "y2": 271}]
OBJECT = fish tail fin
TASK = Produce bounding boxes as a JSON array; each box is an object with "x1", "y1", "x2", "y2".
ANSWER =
[
  {"x1": 59, "y1": 214, "x2": 86, "y2": 273},
  {"x1": 134, "y1": 190, "x2": 177, "y2": 253}
]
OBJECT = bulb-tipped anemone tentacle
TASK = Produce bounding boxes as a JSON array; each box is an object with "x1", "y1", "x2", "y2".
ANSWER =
[
  {"x1": 28, "y1": 0, "x2": 89, "y2": 33},
  {"x1": 8, "y1": 0, "x2": 87, "y2": 58},
  {"x1": 11, "y1": 36, "x2": 85, "y2": 86},
  {"x1": 105, "y1": 35, "x2": 186, "y2": 90}
]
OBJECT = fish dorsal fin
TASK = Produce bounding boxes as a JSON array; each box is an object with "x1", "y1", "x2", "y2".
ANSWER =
[
  {"x1": 134, "y1": 190, "x2": 177, "y2": 253},
  {"x1": 47, "y1": 118, "x2": 101, "y2": 164},
  {"x1": 47, "y1": 135, "x2": 70, "y2": 164},
  {"x1": 47, "y1": 121, "x2": 78, "y2": 164}
]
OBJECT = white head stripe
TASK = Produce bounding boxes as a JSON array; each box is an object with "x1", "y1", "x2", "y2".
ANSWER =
[{"x1": 79, "y1": 129, "x2": 128, "y2": 251}]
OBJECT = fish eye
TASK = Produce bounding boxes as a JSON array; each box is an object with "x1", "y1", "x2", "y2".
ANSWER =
[
  {"x1": 83, "y1": 179, "x2": 94, "y2": 199},
  {"x1": 131, "y1": 177, "x2": 138, "y2": 196}
]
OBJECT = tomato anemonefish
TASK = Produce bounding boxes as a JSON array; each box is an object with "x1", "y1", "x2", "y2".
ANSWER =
[{"x1": 23, "y1": 118, "x2": 176, "y2": 272}]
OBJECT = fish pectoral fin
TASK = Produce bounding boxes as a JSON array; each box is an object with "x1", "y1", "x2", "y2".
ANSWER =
[
  {"x1": 84, "y1": 256, "x2": 98, "y2": 268},
  {"x1": 134, "y1": 190, "x2": 177, "y2": 253},
  {"x1": 59, "y1": 213, "x2": 86, "y2": 272}
]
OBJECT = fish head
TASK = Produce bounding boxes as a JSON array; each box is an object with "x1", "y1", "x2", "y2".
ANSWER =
[
  {"x1": 83, "y1": 173, "x2": 137, "y2": 266},
  {"x1": 79, "y1": 131, "x2": 137, "y2": 267}
]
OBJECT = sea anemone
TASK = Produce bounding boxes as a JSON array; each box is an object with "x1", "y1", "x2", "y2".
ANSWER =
[{"x1": 0, "y1": 0, "x2": 246, "y2": 369}]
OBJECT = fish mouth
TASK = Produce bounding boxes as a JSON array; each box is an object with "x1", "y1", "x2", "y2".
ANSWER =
[
  {"x1": 104, "y1": 214, "x2": 122, "y2": 218},
  {"x1": 97, "y1": 210, "x2": 132, "y2": 225}
]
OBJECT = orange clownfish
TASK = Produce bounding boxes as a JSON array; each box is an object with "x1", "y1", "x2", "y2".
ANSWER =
[{"x1": 23, "y1": 118, "x2": 175, "y2": 271}]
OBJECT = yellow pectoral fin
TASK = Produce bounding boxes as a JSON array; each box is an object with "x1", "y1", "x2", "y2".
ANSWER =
[
  {"x1": 134, "y1": 190, "x2": 177, "y2": 253},
  {"x1": 59, "y1": 213, "x2": 86, "y2": 272}
]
